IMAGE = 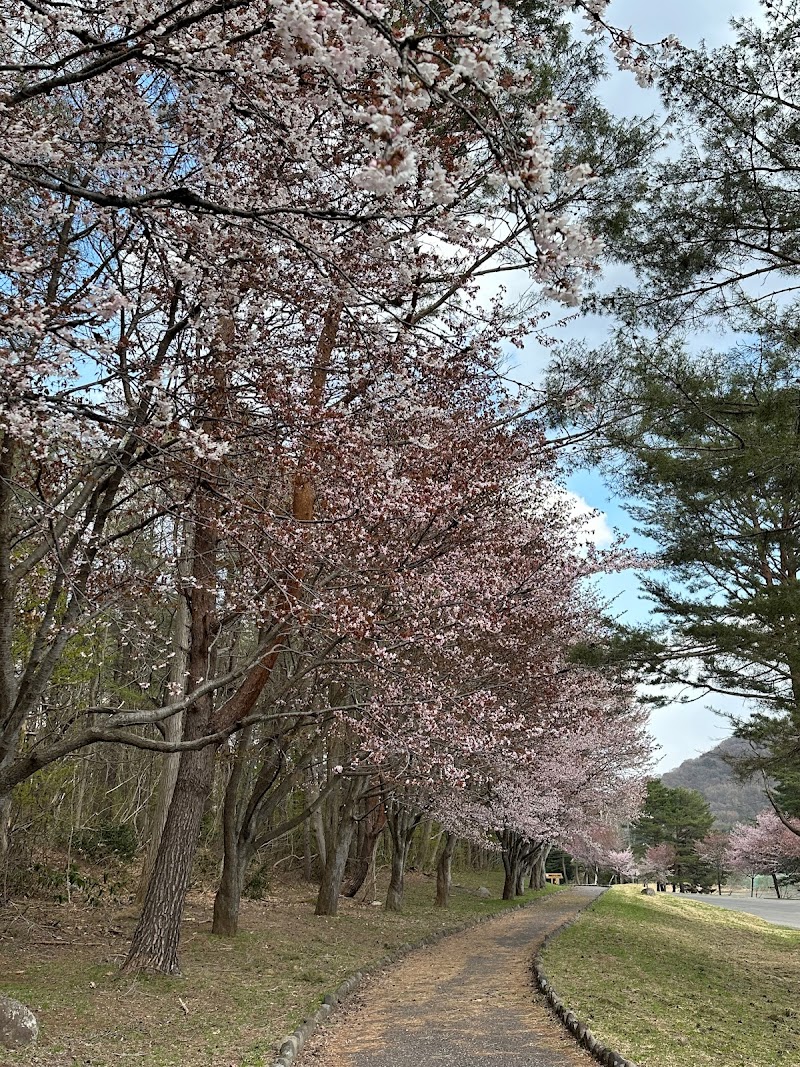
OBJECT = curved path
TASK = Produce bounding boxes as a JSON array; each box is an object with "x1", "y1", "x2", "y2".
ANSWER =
[
  {"x1": 302, "y1": 886, "x2": 602, "y2": 1067},
  {"x1": 680, "y1": 892, "x2": 800, "y2": 928}
]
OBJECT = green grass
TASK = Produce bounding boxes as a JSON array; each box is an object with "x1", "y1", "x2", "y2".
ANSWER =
[
  {"x1": 1, "y1": 869, "x2": 560, "y2": 1067},
  {"x1": 541, "y1": 885, "x2": 800, "y2": 1067}
]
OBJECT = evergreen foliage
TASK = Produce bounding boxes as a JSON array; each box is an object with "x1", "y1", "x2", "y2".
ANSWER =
[
  {"x1": 605, "y1": 0, "x2": 800, "y2": 328},
  {"x1": 632, "y1": 780, "x2": 715, "y2": 889}
]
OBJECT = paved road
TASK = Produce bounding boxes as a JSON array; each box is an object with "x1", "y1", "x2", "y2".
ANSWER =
[
  {"x1": 302, "y1": 887, "x2": 603, "y2": 1067},
  {"x1": 680, "y1": 892, "x2": 800, "y2": 928}
]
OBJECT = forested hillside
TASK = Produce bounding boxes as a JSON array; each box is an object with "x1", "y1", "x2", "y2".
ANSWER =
[{"x1": 661, "y1": 739, "x2": 769, "y2": 829}]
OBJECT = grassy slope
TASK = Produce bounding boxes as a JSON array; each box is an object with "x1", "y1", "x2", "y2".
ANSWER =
[
  {"x1": 0, "y1": 870, "x2": 558, "y2": 1067},
  {"x1": 542, "y1": 885, "x2": 800, "y2": 1067}
]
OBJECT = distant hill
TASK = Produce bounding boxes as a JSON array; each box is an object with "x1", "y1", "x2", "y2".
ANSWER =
[{"x1": 661, "y1": 737, "x2": 770, "y2": 829}]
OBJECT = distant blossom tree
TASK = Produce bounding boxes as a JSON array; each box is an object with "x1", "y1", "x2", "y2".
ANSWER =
[
  {"x1": 727, "y1": 812, "x2": 800, "y2": 899},
  {"x1": 696, "y1": 831, "x2": 730, "y2": 896},
  {"x1": 642, "y1": 843, "x2": 677, "y2": 891}
]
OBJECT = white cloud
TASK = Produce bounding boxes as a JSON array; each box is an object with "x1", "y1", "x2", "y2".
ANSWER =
[{"x1": 553, "y1": 486, "x2": 615, "y2": 549}]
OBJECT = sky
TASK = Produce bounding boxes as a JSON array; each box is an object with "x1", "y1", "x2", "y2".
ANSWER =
[{"x1": 513, "y1": 0, "x2": 765, "y2": 773}]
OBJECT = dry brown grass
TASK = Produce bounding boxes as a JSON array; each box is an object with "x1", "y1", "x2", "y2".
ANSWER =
[{"x1": 0, "y1": 869, "x2": 553, "y2": 1066}]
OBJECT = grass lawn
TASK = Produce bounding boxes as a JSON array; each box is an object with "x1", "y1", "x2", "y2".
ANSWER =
[
  {"x1": 0, "y1": 869, "x2": 558, "y2": 1067},
  {"x1": 541, "y1": 884, "x2": 800, "y2": 1067}
]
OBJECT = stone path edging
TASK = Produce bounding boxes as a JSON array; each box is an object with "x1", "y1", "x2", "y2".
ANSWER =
[
  {"x1": 268, "y1": 893, "x2": 549, "y2": 1067},
  {"x1": 532, "y1": 893, "x2": 640, "y2": 1067}
]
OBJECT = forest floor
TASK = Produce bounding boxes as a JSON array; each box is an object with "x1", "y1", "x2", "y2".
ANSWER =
[
  {"x1": 0, "y1": 868, "x2": 559, "y2": 1067},
  {"x1": 541, "y1": 884, "x2": 800, "y2": 1067}
]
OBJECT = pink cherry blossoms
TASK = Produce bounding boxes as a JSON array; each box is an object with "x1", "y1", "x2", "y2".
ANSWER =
[
  {"x1": 726, "y1": 811, "x2": 800, "y2": 896},
  {"x1": 0, "y1": 1, "x2": 654, "y2": 973}
]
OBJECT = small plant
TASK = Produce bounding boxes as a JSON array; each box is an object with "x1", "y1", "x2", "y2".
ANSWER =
[
  {"x1": 72, "y1": 821, "x2": 138, "y2": 862},
  {"x1": 244, "y1": 863, "x2": 270, "y2": 900}
]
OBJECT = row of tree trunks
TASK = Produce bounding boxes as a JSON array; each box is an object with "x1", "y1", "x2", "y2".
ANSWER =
[
  {"x1": 213, "y1": 723, "x2": 337, "y2": 935},
  {"x1": 129, "y1": 692, "x2": 464, "y2": 967},
  {"x1": 499, "y1": 830, "x2": 552, "y2": 899}
]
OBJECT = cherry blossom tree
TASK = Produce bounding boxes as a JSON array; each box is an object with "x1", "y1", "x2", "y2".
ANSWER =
[
  {"x1": 727, "y1": 811, "x2": 800, "y2": 899},
  {"x1": 0, "y1": 0, "x2": 661, "y2": 973},
  {"x1": 696, "y1": 831, "x2": 730, "y2": 896},
  {"x1": 0, "y1": 0, "x2": 645, "y2": 806},
  {"x1": 606, "y1": 848, "x2": 638, "y2": 883},
  {"x1": 641, "y1": 842, "x2": 677, "y2": 891}
]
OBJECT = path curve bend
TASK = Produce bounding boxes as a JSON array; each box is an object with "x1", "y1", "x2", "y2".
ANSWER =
[{"x1": 302, "y1": 886, "x2": 603, "y2": 1067}]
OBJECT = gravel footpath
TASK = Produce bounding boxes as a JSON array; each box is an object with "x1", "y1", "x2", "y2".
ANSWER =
[{"x1": 301, "y1": 886, "x2": 604, "y2": 1067}]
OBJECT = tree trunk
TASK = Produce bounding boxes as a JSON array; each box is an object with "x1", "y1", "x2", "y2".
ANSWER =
[
  {"x1": 137, "y1": 547, "x2": 191, "y2": 903},
  {"x1": 435, "y1": 832, "x2": 455, "y2": 907},
  {"x1": 501, "y1": 842, "x2": 519, "y2": 900},
  {"x1": 211, "y1": 727, "x2": 255, "y2": 936},
  {"x1": 386, "y1": 840, "x2": 406, "y2": 911},
  {"x1": 416, "y1": 817, "x2": 437, "y2": 874},
  {"x1": 122, "y1": 742, "x2": 217, "y2": 974},
  {"x1": 529, "y1": 842, "x2": 550, "y2": 891},
  {"x1": 314, "y1": 771, "x2": 367, "y2": 916},
  {"x1": 303, "y1": 810, "x2": 312, "y2": 883},
  {"x1": 502, "y1": 857, "x2": 517, "y2": 899},
  {"x1": 343, "y1": 828, "x2": 381, "y2": 898},
  {"x1": 311, "y1": 768, "x2": 327, "y2": 878},
  {"x1": 121, "y1": 492, "x2": 218, "y2": 976},
  {"x1": 0, "y1": 793, "x2": 10, "y2": 865},
  {"x1": 213, "y1": 833, "x2": 257, "y2": 937},
  {"x1": 213, "y1": 843, "x2": 243, "y2": 937},
  {"x1": 343, "y1": 792, "x2": 386, "y2": 898},
  {"x1": 772, "y1": 871, "x2": 782, "y2": 899},
  {"x1": 315, "y1": 818, "x2": 357, "y2": 916},
  {"x1": 499, "y1": 830, "x2": 524, "y2": 899},
  {"x1": 385, "y1": 801, "x2": 421, "y2": 913},
  {"x1": 515, "y1": 865, "x2": 526, "y2": 897}
]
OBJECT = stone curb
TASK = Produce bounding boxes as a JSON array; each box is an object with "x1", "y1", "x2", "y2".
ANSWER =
[
  {"x1": 531, "y1": 894, "x2": 640, "y2": 1067},
  {"x1": 268, "y1": 892, "x2": 549, "y2": 1067}
]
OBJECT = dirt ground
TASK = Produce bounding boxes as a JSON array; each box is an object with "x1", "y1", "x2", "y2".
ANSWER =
[
  {"x1": 302, "y1": 887, "x2": 602, "y2": 1067},
  {"x1": 0, "y1": 870, "x2": 550, "y2": 1066}
]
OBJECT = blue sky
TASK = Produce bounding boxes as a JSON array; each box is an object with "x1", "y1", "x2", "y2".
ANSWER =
[{"x1": 513, "y1": 0, "x2": 765, "y2": 773}]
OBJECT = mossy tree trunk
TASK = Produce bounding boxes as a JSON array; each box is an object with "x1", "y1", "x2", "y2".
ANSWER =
[
  {"x1": 385, "y1": 799, "x2": 422, "y2": 912},
  {"x1": 435, "y1": 831, "x2": 455, "y2": 907},
  {"x1": 315, "y1": 771, "x2": 369, "y2": 916}
]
